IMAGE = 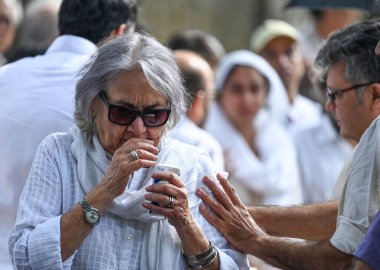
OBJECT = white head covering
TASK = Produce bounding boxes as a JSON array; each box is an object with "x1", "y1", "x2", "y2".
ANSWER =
[
  {"x1": 215, "y1": 50, "x2": 289, "y2": 124},
  {"x1": 249, "y1": 19, "x2": 300, "y2": 53}
]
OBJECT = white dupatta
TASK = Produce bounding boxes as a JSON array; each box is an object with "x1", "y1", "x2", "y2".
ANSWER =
[{"x1": 70, "y1": 126, "x2": 188, "y2": 269}]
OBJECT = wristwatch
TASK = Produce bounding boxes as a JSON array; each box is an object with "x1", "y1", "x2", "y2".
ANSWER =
[{"x1": 78, "y1": 198, "x2": 100, "y2": 224}]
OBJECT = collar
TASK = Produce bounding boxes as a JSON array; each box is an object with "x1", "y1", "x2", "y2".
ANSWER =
[{"x1": 46, "y1": 35, "x2": 97, "y2": 56}]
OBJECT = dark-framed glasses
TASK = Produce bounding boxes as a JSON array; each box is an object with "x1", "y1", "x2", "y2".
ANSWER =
[
  {"x1": 98, "y1": 91, "x2": 171, "y2": 127},
  {"x1": 325, "y1": 82, "x2": 378, "y2": 105}
]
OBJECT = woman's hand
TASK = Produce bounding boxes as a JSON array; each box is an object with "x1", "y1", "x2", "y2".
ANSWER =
[
  {"x1": 143, "y1": 172, "x2": 220, "y2": 269},
  {"x1": 143, "y1": 171, "x2": 195, "y2": 228},
  {"x1": 102, "y1": 138, "x2": 159, "y2": 200}
]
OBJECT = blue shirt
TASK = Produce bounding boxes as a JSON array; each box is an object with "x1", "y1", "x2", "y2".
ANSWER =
[{"x1": 354, "y1": 211, "x2": 380, "y2": 269}]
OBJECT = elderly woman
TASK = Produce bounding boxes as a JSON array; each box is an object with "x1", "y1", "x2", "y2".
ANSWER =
[
  {"x1": 9, "y1": 33, "x2": 248, "y2": 269},
  {"x1": 205, "y1": 50, "x2": 303, "y2": 207}
]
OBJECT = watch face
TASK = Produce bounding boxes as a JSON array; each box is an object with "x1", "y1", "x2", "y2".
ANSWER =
[{"x1": 85, "y1": 209, "x2": 100, "y2": 224}]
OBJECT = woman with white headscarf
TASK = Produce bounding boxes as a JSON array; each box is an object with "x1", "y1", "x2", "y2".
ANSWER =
[{"x1": 205, "y1": 50, "x2": 302, "y2": 206}]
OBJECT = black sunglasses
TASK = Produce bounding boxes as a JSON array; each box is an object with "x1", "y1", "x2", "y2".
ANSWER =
[
  {"x1": 325, "y1": 82, "x2": 378, "y2": 105},
  {"x1": 98, "y1": 91, "x2": 171, "y2": 127}
]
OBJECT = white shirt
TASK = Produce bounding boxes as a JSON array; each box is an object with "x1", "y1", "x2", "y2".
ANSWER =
[
  {"x1": 0, "y1": 35, "x2": 97, "y2": 269},
  {"x1": 295, "y1": 113, "x2": 354, "y2": 203},
  {"x1": 206, "y1": 103, "x2": 303, "y2": 206},
  {"x1": 331, "y1": 116, "x2": 380, "y2": 254},
  {"x1": 169, "y1": 117, "x2": 225, "y2": 171},
  {"x1": 9, "y1": 132, "x2": 249, "y2": 269},
  {"x1": 285, "y1": 95, "x2": 322, "y2": 136}
]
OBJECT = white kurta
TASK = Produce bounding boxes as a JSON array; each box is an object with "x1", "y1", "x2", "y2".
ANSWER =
[
  {"x1": 0, "y1": 35, "x2": 97, "y2": 269},
  {"x1": 205, "y1": 103, "x2": 303, "y2": 206},
  {"x1": 295, "y1": 113, "x2": 354, "y2": 203},
  {"x1": 169, "y1": 116, "x2": 225, "y2": 171},
  {"x1": 9, "y1": 131, "x2": 249, "y2": 269},
  {"x1": 284, "y1": 95, "x2": 322, "y2": 136}
]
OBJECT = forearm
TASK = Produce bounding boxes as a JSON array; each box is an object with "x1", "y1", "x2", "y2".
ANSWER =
[
  {"x1": 60, "y1": 205, "x2": 93, "y2": 260},
  {"x1": 353, "y1": 259, "x2": 374, "y2": 270},
  {"x1": 60, "y1": 182, "x2": 114, "y2": 260},
  {"x1": 250, "y1": 236, "x2": 351, "y2": 270},
  {"x1": 176, "y1": 220, "x2": 220, "y2": 270},
  {"x1": 248, "y1": 200, "x2": 338, "y2": 240}
]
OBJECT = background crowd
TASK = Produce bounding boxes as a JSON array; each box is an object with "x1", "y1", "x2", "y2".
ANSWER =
[{"x1": 0, "y1": 0, "x2": 379, "y2": 269}]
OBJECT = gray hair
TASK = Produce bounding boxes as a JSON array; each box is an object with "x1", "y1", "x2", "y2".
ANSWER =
[
  {"x1": 19, "y1": 0, "x2": 61, "y2": 52},
  {"x1": 75, "y1": 32, "x2": 188, "y2": 137},
  {"x1": 315, "y1": 19, "x2": 380, "y2": 104},
  {"x1": 3, "y1": 0, "x2": 23, "y2": 26}
]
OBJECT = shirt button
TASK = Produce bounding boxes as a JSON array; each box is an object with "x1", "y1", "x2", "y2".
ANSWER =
[{"x1": 126, "y1": 234, "x2": 132, "y2": 240}]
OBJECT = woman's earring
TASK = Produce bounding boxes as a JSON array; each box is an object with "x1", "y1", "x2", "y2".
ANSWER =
[{"x1": 92, "y1": 112, "x2": 96, "y2": 127}]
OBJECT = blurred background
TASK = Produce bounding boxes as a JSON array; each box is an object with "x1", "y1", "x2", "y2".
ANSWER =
[
  {"x1": 137, "y1": 0, "x2": 375, "y2": 50},
  {"x1": 10, "y1": 0, "x2": 377, "y2": 57},
  {"x1": 138, "y1": 0, "x2": 306, "y2": 50}
]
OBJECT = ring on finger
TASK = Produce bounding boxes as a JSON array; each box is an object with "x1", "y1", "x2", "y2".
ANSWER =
[
  {"x1": 166, "y1": 196, "x2": 174, "y2": 208},
  {"x1": 130, "y1": 149, "x2": 139, "y2": 161}
]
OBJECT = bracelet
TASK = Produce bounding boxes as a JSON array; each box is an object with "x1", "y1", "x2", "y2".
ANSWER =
[
  {"x1": 184, "y1": 242, "x2": 218, "y2": 269},
  {"x1": 189, "y1": 250, "x2": 217, "y2": 269}
]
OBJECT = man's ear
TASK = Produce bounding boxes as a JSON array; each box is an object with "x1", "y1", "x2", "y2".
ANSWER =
[
  {"x1": 187, "y1": 90, "x2": 207, "y2": 126},
  {"x1": 192, "y1": 90, "x2": 207, "y2": 109},
  {"x1": 370, "y1": 82, "x2": 380, "y2": 112},
  {"x1": 109, "y1": 23, "x2": 128, "y2": 37}
]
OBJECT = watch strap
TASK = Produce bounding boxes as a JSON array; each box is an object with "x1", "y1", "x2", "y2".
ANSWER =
[
  {"x1": 78, "y1": 198, "x2": 100, "y2": 224},
  {"x1": 78, "y1": 198, "x2": 92, "y2": 210}
]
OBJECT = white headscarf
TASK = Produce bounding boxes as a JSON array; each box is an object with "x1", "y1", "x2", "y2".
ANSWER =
[{"x1": 214, "y1": 50, "x2": 289, "y2": 124}]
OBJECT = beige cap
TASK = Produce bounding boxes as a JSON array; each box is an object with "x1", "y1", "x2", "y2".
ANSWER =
[{"x1": 250, "y1": 19, "x2": 300, "y2": 53}]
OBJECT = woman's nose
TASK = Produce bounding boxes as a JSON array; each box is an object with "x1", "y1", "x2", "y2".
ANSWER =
[{"x1": 127, "y1": 116, "x2": 146, "y2": 135}]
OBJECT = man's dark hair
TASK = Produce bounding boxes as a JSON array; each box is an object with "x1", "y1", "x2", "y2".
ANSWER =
[
  {"x1": 309, "y1": 10, "x2": 325, "y2": 21},
  {"x1": 315, "y1": 19, "x2": 380, "y2": 89},
  {"x1": 58, "y1": 0, "x2": 137, "y2": 45},
  {"x1": 167, "y1": 30, "x2": 225, "y2": 69},
  {"x1": 181, "y1": 68, "x2": 207, "y2": 105}
]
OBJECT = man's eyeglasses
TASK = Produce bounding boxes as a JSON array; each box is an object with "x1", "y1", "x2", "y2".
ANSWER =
[
  {"x1": 325, "y1": 82, "x2": 378, "y2": 105},
  {"x1": 98, "y1": 91, "x2": 171, "y2": 127}
]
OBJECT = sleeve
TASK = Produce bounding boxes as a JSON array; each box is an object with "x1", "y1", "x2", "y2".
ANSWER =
[
  {"x1": 8, "y1": 136, "x2": 75, "y2": 270},
  {"x1": 330, "y1": 118, "x2": 380, "y2": 254},
  {"x1": 354, "y1": 211, "x2": 380, "y2": 269},
  {"x1": 187, "y1": 152, "x2": 250, "y2": 270}
]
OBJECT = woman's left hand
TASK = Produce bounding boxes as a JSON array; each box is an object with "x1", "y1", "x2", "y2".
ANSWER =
[
  {"x1": 143, "y1": 172, "x2": 194, "y2": 228},
  {"x1": 143, "y1": 173, "x2": 219, "y2": 269}
]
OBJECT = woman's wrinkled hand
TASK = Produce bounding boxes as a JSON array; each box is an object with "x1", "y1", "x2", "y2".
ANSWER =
[
  {"x1": 143, "y1": 172, "x2": 195, "y2": 229},
  {"x1": 103, "y1": 138, "x2": 159, "y2": 198}
]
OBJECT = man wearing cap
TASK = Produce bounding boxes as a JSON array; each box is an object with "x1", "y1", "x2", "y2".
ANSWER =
[
  {"x1": 251, "y1": 19, "x2": 353, "y2": 204},
  {"x1": 198, "y1": 19, "x2": 380, "y2": 269},
  {"x1": 250, "y1": 19, "x2": 321, "y2": 134}
]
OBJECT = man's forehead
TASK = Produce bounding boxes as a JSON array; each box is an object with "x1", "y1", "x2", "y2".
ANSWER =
[{"x1": 326, "y1": 62, "x2": 346, "y2": 84}]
